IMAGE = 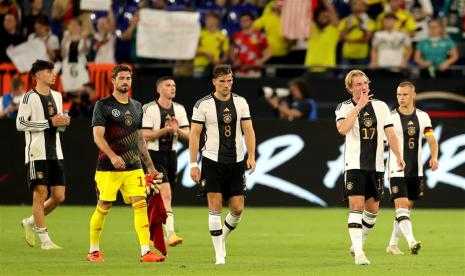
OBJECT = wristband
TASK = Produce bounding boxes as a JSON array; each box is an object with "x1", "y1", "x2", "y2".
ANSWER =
[{"x1": 190, "y1": 162, "x2": 199, "y2": 169}]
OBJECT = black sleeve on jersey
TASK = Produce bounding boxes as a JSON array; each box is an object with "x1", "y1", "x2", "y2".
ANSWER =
[
  {"x1": 384, "y1": 124, "x2": 394, "y2": 129},
  {"x1": 91, "y1": 101, "x2": 106, "y2": 127},
  {"x1": 241, "y1": 117, "x2": 251, "y2": 120},
  {"x1": 192, "y1": 119, "x2": 205, "y2": 125}
]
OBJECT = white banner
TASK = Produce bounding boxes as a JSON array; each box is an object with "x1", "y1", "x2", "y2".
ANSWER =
[
  {"x1": 80, "y1": 0, "x2": 111, "y2": 11},
  {"x1": 136, "y1": 9, "x2": 200, "y2": 60},
  {"x1": 6, "y1": 39, "x2": 48, "y2": 73}
]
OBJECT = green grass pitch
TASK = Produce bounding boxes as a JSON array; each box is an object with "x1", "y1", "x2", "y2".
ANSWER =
[{"x1": 1, "y1": 206, "x2": 464, "y2": 275}]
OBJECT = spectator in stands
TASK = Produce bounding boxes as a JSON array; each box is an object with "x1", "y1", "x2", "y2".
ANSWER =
[
  {"x1": 68, "y1": 82, "x2": 97, "y2": 117},
  {"x1": 370, "y1": 13, "x2": 412, "y2": 73},
  {"x1": 22, "y1": 0, "x2": 48, "y2": 37},
  {"x1": 304, "y1": 1, "x2": 340, "y2": 74},
  {"x1": 193, "y1": 12, "x2": 230, "y2": 77},
  {"x1": 198, "y1": 0, "x2": 228, "y2": 28},
  {"x1": 61, "y1": 17, "x2": 90, "y2": 94},
  {"x1": 414, "y1": 19, "x2": 459, "y2": 78},
  {"x1": 265, "y1": 78, "x2": 317, "y2": 121},
  {"x1": 0, "y1": 0, "x2": 21, "y2": 23},
  {"x1": 230, "y1": 12, "x2": 272, "y2": 77},
  {"x1": 376, "y1": 0, "x2": 417, "y2": 36},
  {"x1": 339, "y1": 0, "x2": 375, "y2": 66},
  {"x1": 27, "y1": 14, "x2": 60, "y2": 61},
  {"x1": 94, "y1": 0, "x2": 138, "y2": 63},
  {"x1": 440, "y1": 0, "x2": 465, "y2": 43},
  {"x1": 404, "y1": 0, "x2": 433, "y2": 41},
  {"x1": 0, "y1": 13, "x2": 25, "y2": 63},
  {"x1": 51, "y1": 0, "x2": 94, "y2": 39},
  {"x1": 253, "y1": 0, "x2": 290, "y2": 63},
  {"x1": 0, "y1": 76, "x2": 24, "y2": 119},
  {"x1": 224, "y1": 0, "x2": 259, "y2": 36},
  {"x1": 90, "y1": 16, "x2": 116, "y2": 64}
]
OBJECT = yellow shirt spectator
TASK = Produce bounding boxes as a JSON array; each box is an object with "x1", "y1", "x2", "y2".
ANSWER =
[
  {"x1": 253, "y1": 12, "x2": 289, "y2": 57},
  {"x1": 305, "y1": 23, "x2": 340, "y2": 70},
  {"x1": 376, "y1": 10, "x2": 416, "y2": 34},
  {"x1": 194, "y1": 29, "x2": 229, "y2": 68},
  {"x1": 338, "y1": 16, "x2": 375, "y2": 59}
]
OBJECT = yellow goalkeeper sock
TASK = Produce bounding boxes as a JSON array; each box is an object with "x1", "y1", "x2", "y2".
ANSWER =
[
  {"x1": 89, "y1": 206, "x2": 109, "y2": 251},
  {"x1": 132, "y1": 200, "x2": 150, "y2": 254}
]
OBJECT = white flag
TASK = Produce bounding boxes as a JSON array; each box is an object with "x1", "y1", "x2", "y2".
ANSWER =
[
  {"x1": 80, "y1": 0, "x2": 111, "y2": 11},
  {"x1": 137, "y1": 9, "x2": 200, "y2": 60},
  {"x1": 6, "y1": 39, "x2": 48, "y2": 73}
]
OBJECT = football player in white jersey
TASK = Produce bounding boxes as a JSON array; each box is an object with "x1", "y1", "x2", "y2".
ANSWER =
[
  {"x1": 386, "y1": 81, "x2": 439, "y2": 255},
  {"x1": 335, "y1": 69, "x2": 405, "y2": 265}
]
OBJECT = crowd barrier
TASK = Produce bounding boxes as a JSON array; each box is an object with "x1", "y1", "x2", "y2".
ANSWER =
[{"x1": 1, "y1": 118, "x2": 463, "y2": 207}]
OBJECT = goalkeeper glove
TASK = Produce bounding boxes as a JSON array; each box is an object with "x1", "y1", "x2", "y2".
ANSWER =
[{"x1": 145, "y1": 173, "x2": 163, "y2": 196}]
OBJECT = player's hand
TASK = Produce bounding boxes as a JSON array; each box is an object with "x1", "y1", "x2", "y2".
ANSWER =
[
  {"x1": 439, "y1": 62, "x2": 449, "y2": 72},
  {"x1": 190, "y1": 167, "x2": 201, "y2": 184},
  {"x1": 110, "y1": 155, "x2": 126, "y2": 169},
  {"x1": 51, "y1": 115, "x2": 71, "y2": 127},
  {"x1": 165, "y1": 115, "x2": 179, "y2": 132},
  {"x1": 246, "y1": 158, "x2": 256, "y2": 174},
  {"x1": 397, "y1": 158, "x2": 406, "y2": 172},
  {"x1": 357, "y1": 90, "x2": 372, "y2": 110},
  {"x1": 429, "y1": 158, "x2": 439, "y2": 171},
  {"x1": 145, "y1": 173, "x2": 163, "y2": 195}
]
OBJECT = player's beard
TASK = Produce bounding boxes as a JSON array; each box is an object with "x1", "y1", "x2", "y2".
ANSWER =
[{"x1": 116, "y1": 85, "x2": 130, "y2": 93}]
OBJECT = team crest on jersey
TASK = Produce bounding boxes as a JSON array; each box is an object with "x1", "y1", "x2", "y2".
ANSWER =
[
  {"x1": 363, "y1": 112, "x2": 373, "y2": 127},
  {"x1": 346, "y1": 182, "x2": 353, "y2": 190},
  {"x1": 124, "y1": 110, "x2": 133, "y2": 126},
  {"x1": 407, "y1": 121, "x2": 416, "y2": 136},
  {"x1": 112, "y1": 109, "x2": 121, "y2": 117},
  {"x1": 391, "y1": 185, "x2": 399, "y2": 194},
  {"x1": 223, "y1": 113, "x2": 232, "y2": 124},
  {"x1": 36, "y1": 171, "x2": 44, "y2": 179}
]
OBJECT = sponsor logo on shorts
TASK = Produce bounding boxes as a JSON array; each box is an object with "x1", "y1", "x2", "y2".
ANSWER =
[
  {"x1": 36, "y1": 171, "x2": 44, "y2": 179},
  {"x1": 346, "y1": 182, "x2": 353, "y2": 190},
  {"x1": 392, "y1": 185, "x2": 399, "y2": 194}
]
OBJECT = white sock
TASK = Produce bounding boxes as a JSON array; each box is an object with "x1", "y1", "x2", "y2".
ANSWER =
[
  {"x1": 164, "y1": 211, "x2": 175, "y2": 237},
  {"x1": 89, "y1": 244, "x2": 100, "y2": 253},
  {"x1": 389, "y1": 220, "x2": 401, "y2": 246},
  {"x1": 36, "y1": 227, "x2": 52, "y2": 245},
  {"x1": 348, "y1": 210, "x2": 363, "y2": 257},
  {"x1": 222, "y1": 212, "x2": 242, "y2": 239},
  {"x1": 141, "y1": 244, "x2": 150, "y2": 256},
  {"x1": 208, "y1": 210, "x2": 223, "y2": 258},
  {"x1": 362, "y1": 210, "x2": 377, "y2": 245},
  {"x1": 25, "y1": 215, "x2": 35, "y2": 226},
  {"x1": 396, "y1": 208, "x2": 416, "y2": 246}
]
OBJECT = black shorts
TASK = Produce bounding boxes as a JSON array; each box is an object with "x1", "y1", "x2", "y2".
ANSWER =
[
  {"x1": 149, "y1": 150, "x2": 177, "y2": 186},
  {"x1": 343, "y1": 169, "x2": 384, "y2": 201},
  {"x1": 26, "y1": 160, "x2": 66, "y2": 190},
  {"x1": 389, "y1": 177, "x2": 424, "y2": 201},
  {"x1": 201, "y1": 157, "x2": 246, "y2": 200}
]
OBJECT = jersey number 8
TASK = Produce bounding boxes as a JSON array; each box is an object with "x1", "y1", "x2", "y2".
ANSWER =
[{"x1": 225, "y1": 125, "x2": 232, "y2": 137}]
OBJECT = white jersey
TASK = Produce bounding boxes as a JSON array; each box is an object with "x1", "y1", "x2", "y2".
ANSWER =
[
  {"x1": 372, "y1": 30, "x2": 411, "y2": 67},
  {"x1": 192, "y1": 93, "x2": 251, "y2": 163},
  {"x1": 335, "y1": 98, "x2": 393, "y2": 172},
  {"x1": 142, "y1": 100, "x2": 189, "y2": 152},
  {"x1": 16, "y1": 89, "x2": 64, "y2": 163},
  {"x1": 388, "y1": 108, "x2": 433, "y2": 177}
]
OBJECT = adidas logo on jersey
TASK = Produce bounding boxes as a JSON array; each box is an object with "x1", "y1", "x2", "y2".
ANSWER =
[
  {"x1": 363, "y1": 112, "x2": 369, "y2": 116},
  {"x1": 408, "y1": 120, "x2": 414, "y2": 125},
  {"x1": 224, "y1": 107, "x2": 230, "y2": 112}
]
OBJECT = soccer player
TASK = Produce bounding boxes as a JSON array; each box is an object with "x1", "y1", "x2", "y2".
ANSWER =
[
  {"x1": 189, "y1": 65, "x2": 256, "y2": 265},
  {"x1": 17, "y1": 60, "x2": 70, "y2": 250},
  {"x1": 386, "y1": 81, "x2": 439, "y2": 255},
  {"x1": 87, "y1": 64, "x2": 164, "y2": 263},
  {"x1": 142, "y1": 76, "x2": 190, "y2": 246},
  {"x1": 335, "y1": 69, "x2": 405, "y2": 265}
]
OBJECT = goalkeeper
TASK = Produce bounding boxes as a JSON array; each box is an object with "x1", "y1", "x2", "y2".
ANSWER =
[{"x1": 87, "y1": 64, "x2": 165, "y2": 263}]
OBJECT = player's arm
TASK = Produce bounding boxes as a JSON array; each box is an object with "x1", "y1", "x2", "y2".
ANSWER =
[
  {"x1": 189, "y1": 122, "x2": 203, "y2": 183},
  {"x1": 425, "y1": 131, "x2": 439, "y2": 170},
  {"x1": 142, "y1": 128, "x2": 173, "y2": 141},
  {"x1": 177, "y1": 126, "x2": 190, "y2": 141},
  {"x1": 136, "y1": 129, "x2": 158, "y2": 175},
  {"x1": 336, "y1": 108, "x2": 359, "y2": 136},
  {"x1": 16, "y1": 96, "x2": 68, "y2": 132},
  {"x1": 241, "y1": 119, "x2": 256, "y2": 173},
  {"x1": 385, "y1": 126, "x2": 405, "y2": 171},
  {"x1": 93, "y1": 126, "x2": 126, "y2": 169}
]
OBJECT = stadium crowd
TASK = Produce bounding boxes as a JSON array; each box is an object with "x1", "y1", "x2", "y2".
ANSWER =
[{"x1": 0, "y1": 0, "x2": 463, "y2": 118}]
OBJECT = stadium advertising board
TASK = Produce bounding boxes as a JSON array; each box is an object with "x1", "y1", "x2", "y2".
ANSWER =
[{"x1": 1, "y1": 119, "x2": 463, "y2": 207}]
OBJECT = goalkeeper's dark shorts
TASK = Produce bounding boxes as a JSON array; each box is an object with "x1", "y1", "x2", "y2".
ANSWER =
[{"x1": 201, "y1": 157, "x2": 246, "y2": 200}]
